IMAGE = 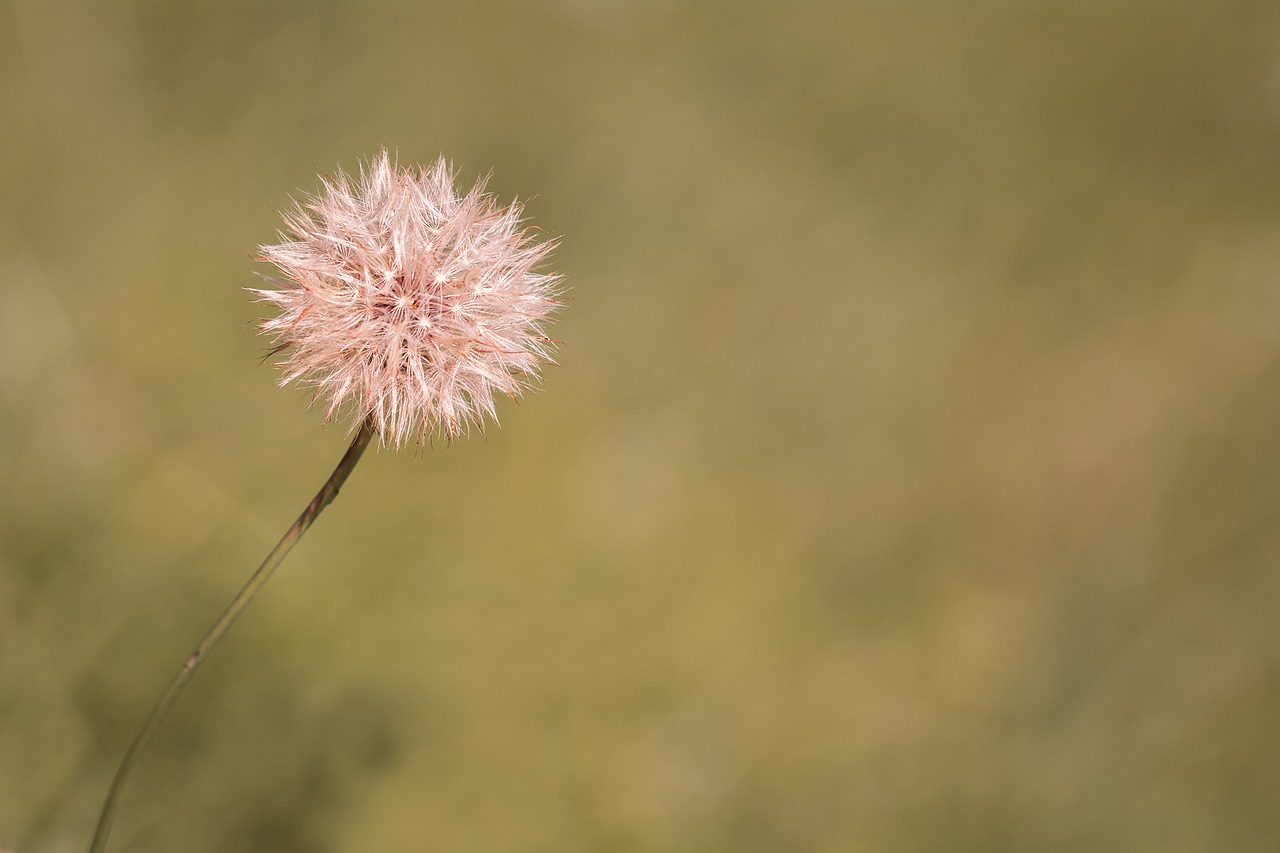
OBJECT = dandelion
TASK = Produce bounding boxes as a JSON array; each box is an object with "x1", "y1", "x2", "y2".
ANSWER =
[
  {"x1": 88, "y1": 152, "x2": 561, "y2": 853},
  {"x1": 255, "y1": 149, "x2": 560, "y2": 445}
]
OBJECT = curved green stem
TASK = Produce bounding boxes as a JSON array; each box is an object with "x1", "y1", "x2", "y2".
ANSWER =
[{"x1": 88, "y1": 419, "x2": 377, "y2": 853}]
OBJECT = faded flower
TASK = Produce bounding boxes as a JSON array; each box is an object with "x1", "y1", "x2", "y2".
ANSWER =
[{"x1": 255, "y1": 150, "x2": 560, "y2": 446}]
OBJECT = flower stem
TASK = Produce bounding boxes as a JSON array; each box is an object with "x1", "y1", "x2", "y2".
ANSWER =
[{"x1": 88, "y1": 418, "x2": 377, "y2": 853}]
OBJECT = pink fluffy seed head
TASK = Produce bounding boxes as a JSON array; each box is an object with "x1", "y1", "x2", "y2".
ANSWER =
[{"x1": 254, "y1": 150, "x2": 561, "y2": 447}]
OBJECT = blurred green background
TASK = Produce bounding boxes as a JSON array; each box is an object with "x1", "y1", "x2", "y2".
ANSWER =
[{"x1": 3, "y1": 1, "x2": 1280, "y2": 851}]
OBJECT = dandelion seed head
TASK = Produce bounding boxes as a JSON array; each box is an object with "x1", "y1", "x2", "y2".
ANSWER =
[{"x1": 255, "y1": 150, "x2": 561, "y2": 447}]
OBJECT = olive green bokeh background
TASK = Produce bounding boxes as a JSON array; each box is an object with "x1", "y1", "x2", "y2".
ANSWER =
[{"x1": 4, "y1": 1, "x2": 1280, "y2": 851}]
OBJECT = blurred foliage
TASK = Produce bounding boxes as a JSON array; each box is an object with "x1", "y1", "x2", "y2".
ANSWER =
[{"x1": 4, "y1": 1, "x2": 1280, "y2": 851}]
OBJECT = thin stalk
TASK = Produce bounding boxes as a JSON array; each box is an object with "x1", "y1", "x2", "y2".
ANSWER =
[{"x1": 88, "y1": 418, "x2": 377, "y2": 853}]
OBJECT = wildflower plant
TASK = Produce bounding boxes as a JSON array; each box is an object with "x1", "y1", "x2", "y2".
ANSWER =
[{"x1": 87, "y1": 151, "x2": 561, "y2": 853}]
